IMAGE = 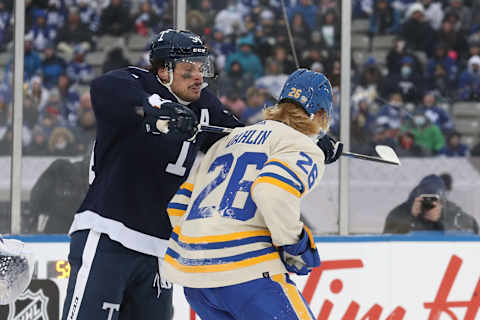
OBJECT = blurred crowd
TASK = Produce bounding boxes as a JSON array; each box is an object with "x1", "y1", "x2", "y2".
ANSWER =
[{"x1": 0, "y1": 0, "x2": 479, "y2": 158}]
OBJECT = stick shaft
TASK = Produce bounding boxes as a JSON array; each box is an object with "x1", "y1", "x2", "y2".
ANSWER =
[
  {"x1": 198, "y1": 125, "x2": 400, "y2": 165},
  {"x1": 198, "y1": 124, "x2": 234, "y2": 134},
  {"x1": 342, "y1": 151, "x2": 399, "y2": 165}
]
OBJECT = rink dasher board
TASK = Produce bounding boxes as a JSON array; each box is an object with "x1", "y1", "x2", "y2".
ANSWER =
[{"x1": 3, "y1": 234, "x2": 480, "y2": 320}]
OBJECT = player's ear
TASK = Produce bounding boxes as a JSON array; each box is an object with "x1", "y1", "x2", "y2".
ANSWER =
[{"x1": 157, "y1": 67, "x2": 169, "y2": 83}]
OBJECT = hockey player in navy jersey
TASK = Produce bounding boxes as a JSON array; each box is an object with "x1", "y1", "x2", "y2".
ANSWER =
[
  {"x1": 61, "y1": 29, "x2": 242, "y2": 320},
  {"x1": 161, "y1": 69, "x2": 342, "y2": 319}
]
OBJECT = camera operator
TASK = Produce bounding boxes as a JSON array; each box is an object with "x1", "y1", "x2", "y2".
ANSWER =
[{"x1": 383, "y1": 174, "x2": 479, "y2": 234}]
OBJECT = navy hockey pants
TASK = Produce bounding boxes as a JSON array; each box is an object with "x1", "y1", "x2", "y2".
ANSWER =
[
  {"x1": 184, "y1": 273, "x2": 315, "y2": 320},
  {"x1": 62, "y1": 230, "x2": 173, "y2": 320}
]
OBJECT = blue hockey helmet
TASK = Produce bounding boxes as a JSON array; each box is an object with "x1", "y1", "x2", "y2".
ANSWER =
[
  {"x1": 278, "y1": 69, "x2": 333, "y2": 117},
  {"x1": 149, "y1": 29, "x2": 214, "y2": 77}
]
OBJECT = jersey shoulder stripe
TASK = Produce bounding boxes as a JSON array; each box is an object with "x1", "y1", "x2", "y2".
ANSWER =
[
  {"x1": 252, "y1": 173, "x2": 303, "y2": 198},
  {"x1": 264, "y1": 159, "x2": 306, "y2": 194}
]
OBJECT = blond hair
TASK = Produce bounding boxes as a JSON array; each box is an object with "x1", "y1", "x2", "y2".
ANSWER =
[{"x1": 263, "y1": 102, "x2": 329, "y2": 136}]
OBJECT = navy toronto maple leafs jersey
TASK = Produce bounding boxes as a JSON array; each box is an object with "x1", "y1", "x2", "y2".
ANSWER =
[{"x1": 69, "y1": 66, "x2": 242, "y2": 257}]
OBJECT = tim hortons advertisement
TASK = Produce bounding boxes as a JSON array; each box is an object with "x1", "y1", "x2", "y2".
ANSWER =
[
  {"x1": 183, "y1": 241, "x2": 480, "y2": 320},
  {"x1": 10, "y1": 237, "x2": 480, "y2": 320}
]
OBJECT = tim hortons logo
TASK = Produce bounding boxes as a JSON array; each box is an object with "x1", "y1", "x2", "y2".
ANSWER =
[
  {"x1": 188, "y1": 255, "x2": 479, "y2": 320},
  {"x1": 302, "y1": 255, "x2": 479, "y2": 320},
  {"x1": 8, "y1": 289, "x2": 49, "y2": 320}
]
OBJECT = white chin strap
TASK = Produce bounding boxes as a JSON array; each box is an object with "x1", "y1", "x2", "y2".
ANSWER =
[{"x1": 0, "y1": 239, "x2": 35, "y2": 305}]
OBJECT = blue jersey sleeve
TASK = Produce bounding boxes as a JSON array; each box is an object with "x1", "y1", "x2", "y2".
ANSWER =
[{"x1": 90, "y1": 69, "x2": 149, "y2": 128}]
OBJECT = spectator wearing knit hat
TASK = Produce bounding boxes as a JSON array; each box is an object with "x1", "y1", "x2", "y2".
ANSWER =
[
  {"x1": 458, "y1": 55, "x2": 480, "y2": 100},
  {"x1": 401, "y1": 3, "x2": 435, "y2": 56}
]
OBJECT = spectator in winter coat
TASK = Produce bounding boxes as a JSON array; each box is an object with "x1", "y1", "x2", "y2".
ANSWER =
[
  {"x1": 444, "y1": 0, "x2": 472, "y2": 33},
  {"x1": 133, "y1": 0, "x2": 160, "y2": 36},
  {"x1": 74, "y1": 91, "x2": 96, "y2": 154},
  {"x1": 401, "y1": 3, "x2": 435, "y2": 56},
  {"x1": 435, "y1": 14, "x2": 469, "y2": 58},
  {"x1": 440, "y1": 131, "x2": 469, "y2": 157},
  {"x1": 219, "y1": 60, "x2": 254, "y2": 99},
  {"x1": 369, "y1": 0, "x2": 400, "y2": 35},
  {"x1": 99, "y1": 0, "x2": 132, "y2": 36},
  {"x1": 28, "y1": 156, "x2": 90, "y2": 233},
  {"x1": 42, "y1": 42, "x2": 66, "y2": 89},
  {"x1": 0, "y1": 2, "x2": 11, "y2": 51},
  {"x1": 46, "y1": 0, "x2": 64, "y2": 31},
  {"x1": 102, "y1": 47, "x2": 130, "y2": 74},
  {"x1": 401, "y1": 110, "x2": 445, "y2": 155},
  {"x1": 255, "y1": 58, "x2": 288, "y2": 99},
  {"x1": 386, "y1": 37, "x2": 423, "y2": 76},
  {"x1": 47, "y1": 126, "x2": 76, "y2": 156},
  {"x1": 26, "y1": 75, "x2": 49, "y2": 112},
  {"x1": 384, "y1": 174, "x2": 478, "y2": 234},
  {"x1": 56, "y1": 7, "x2": 93, "y2": 55},
  {"x1": 240, "y1": 87, "x2": 270, "y2": 125},
  {"x1": 422, "y1": 0, "x2": 444, "y2": 30},
  {"x1": 66, "y1": 44, "x2": 94, "y2": 85},
  {"x1": 78, "y1": 0, "x2": 100, "y2": 33},
  {"x1": 458, "y1": 55, "x2": 480, "y2": 100},
  {"x1": 28, "y1": 9, "x2": 56, "y2": 52},
  {"x1": 57, "y1": 75, "x2": 80, "y2": 127},
  {"x1": 22, "y1": 35, "x2": 43, "y2": 81},
  {"x1": 382, "y1": 55, "x2": 424, "y2": 103},
  {"x1": 425, "y1": 42, "x2": 458, "y2": 95},
  {"x1": 288, "y1": 0, "x2": 318, "y2": 30},
  {"x1": 420, "y1": 92, "x2": 454, "y2": 133},
  {"x1": 396, "y1": 131, "x2": 429, "y2": 157},
  {"x1": 214, "y1": 0, "x2": 246, "y2": 36},
  {"x1": 225, "y1": 36, "x2": 264, "y2": 79},
  {"x1": 376, "y1": 92, "x2": 409, "y2": 130}
]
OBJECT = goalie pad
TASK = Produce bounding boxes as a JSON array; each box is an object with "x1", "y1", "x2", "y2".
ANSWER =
[{"x1": 0, "y1": 238, "x2": 35, "y2": 305}]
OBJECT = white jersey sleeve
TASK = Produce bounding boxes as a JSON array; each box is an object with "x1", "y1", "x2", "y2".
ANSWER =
[{"x1": 251, "y1": 128, "x2": 325, "y2": 246}]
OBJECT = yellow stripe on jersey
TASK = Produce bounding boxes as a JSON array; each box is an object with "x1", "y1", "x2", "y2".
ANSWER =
[
  {"x1": 167, "y1": 208, "x2": 186, "y2": 216},
  {"x1": 172, "y1": 226, "x2": 271, "y2": 244},
  {"x1": 251, "y1": 176, "x2": 301, "y2": 198},
  {"x1": 265, "y1": 158, "x2": 306, "y2": 194},
  {"x1": 271, "y1": 274, "x2": 313, "y2": 320},
  {"x1": 164, "y1": 251, "x2": 279, "y2": 273},
  {"x1": 303, "y1": 225, "x2": 316, "y2": 249},
  {"x1": 180, "y1": 182, "x2": 194, "y2": 191}
]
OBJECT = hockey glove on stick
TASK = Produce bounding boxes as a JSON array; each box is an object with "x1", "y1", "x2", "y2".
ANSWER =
[
  {"x1": 316, "y1": 134, "x2": 343, "y2": 164},
  {"x1": 143, "y1": 94, "x2": 199, "y2": 141},
  {"x1": 278, "y1": 226, "x2": 321, "y2": 275}
]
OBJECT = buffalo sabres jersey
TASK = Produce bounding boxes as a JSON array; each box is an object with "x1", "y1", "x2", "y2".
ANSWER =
[
  {"x1": 161, "y1": 120, "x2": 325, "y2": 288},
  {"x1": 69, "y1": 66, "x2": 242, "y2": 258}
]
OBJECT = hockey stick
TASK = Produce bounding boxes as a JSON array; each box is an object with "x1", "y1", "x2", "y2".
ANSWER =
[
  {"x1": 280, "y1": 0, "x2": 300, "y2": 68},
  {"x1": 341, "y1": 146, "x2": 401, "y2": 166},
  {"x1": 197, "y1": 124, "x2": 401, "y2": 165}
]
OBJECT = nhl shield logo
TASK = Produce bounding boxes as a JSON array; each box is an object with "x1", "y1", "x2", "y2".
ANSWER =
[{"x1": 7, "y1": 289, "x2": 49, "y2": 320}]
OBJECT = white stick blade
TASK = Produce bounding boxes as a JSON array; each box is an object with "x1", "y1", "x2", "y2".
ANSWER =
[{"x1": 375, "y1": 145, "x2": 401, "y2": 165}]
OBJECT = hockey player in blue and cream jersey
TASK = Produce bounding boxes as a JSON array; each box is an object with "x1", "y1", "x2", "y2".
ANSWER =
[{"x1": 162, "y1": 69, "x2": 343, "y2": 319}]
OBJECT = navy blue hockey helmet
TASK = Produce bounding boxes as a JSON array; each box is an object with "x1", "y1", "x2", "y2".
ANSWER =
[
  {"x1": 279, "y1": 69, "x2": 333, "y2": 117},
  {"x1": 149, "y1": 29, "x2": 214, "y2": 77}
]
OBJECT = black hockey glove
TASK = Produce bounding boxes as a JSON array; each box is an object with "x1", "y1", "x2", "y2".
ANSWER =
[
  {"x1": 143, "y1": 94, "x2": 198, "y2": 141},
  {"x1": 316, "y1": 134, "x2": 343, "y2": 164}
]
